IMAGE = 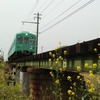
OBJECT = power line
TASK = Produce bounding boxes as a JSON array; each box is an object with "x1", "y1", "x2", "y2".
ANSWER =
[
  {"x1": 26, "y1": 0, "x2": 40, "y2": 21},
  {"x1": 36, "y1": 0, "x2": 47, "y2": 12},
  {"x1": 40, "y1": 0, "x2": 95, "y2": 33},
  {"x1": 40, "y1": 0, "x2": 81, "y2": 30},
  {"x1": 21, "y1": 0, "x2": 40, "y2": 32},
  {"x1": 43, "y1": 0, "x2": 65, "y2": 18},
  {"x1": 40, "y1": 0, "x2": 56, "y2": 13}
]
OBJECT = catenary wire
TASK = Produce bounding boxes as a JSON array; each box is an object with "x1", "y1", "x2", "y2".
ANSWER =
[
  {"x1": 21, "y1": 0, "x2": 40, "y2": 31},
  {"x1": 40, "y1": 0, "x2": 95, "y2": 33},
  {"x1": 40, "y1": 0, "x2": 56, "y2": 13},
  {"x1": 26, "y1": 0, "x2": 40, "y2": 21},
  {"x1": 40, "y1": 0, "x2": 81, "y2": 30},
  {"x1": 43, "y1": 0, "x2": 65, "y2": 18},
  {"x1": 36, "y1": 0, "x2": 48, "y2": 12},
  {"x1": 21, "y1": 0, "x2": 42, "y2": 33}
]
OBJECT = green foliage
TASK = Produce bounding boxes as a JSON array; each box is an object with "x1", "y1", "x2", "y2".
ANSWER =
[
  {"x1": 0, "y1": 61, "x2": 29, "y2": 100},
  {"x1": 0, "y1": 83, "x2": 29, "y2": 100},
  {"x1": 0, "y1": 60, "x2": 4, "y2": 68}
]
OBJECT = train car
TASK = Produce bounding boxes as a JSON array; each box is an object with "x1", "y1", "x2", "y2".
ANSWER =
[{"x1": 8, "y1": 31, "x2": 36, "y2": 61}]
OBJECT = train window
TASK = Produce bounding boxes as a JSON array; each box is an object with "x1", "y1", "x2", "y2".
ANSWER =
[
  {"x1": 24, "y1": 37, "x2": 29, "y2": 44},
  {"x1": 18, "y1": 36, "x2": 22, "y2": 44}
]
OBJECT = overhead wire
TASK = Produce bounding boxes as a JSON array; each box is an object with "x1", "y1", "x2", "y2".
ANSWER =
[
  {"x1": 40, "y1": 0, "x2": 81, "y2": 30},
  {"x1": 40, "y1": 0, "x2": 95, "y2": 33},
  {"x1": 40, "y1": 0, "x2": 56, "y2": 13},
  {"x1": 43, "y1": 0, "x2": 65, "y2": 18},
  {"x1": 21, "y1": 0, "x2": 41, "y2": 33},
  {"x1": 36, "y1": 0, "x2": 48, "y2": 12},
  {"x1": 21, "y1": 0, "x2": 39, "y2": 32},
  {"x1": 26, "y1": 0, "x2": 40, "y2": 21}
]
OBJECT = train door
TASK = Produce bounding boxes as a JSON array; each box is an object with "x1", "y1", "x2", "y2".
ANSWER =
[{"x1": 23, "y1": 36, "x2": 29, "y2": 51}]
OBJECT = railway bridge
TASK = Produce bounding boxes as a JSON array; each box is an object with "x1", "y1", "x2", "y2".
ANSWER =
[{"x1": 8, "y1": 38, "x2": 100, "y2": 100}]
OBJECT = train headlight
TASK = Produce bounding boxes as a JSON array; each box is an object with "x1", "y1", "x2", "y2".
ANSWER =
[{"x1": 26, "y1": 33, "x2": 28, "y2": 36}]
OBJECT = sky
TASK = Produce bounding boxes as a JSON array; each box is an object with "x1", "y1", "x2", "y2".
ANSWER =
[{"x1": 0, "y1": 0, "x2": 100, "y2": 61}]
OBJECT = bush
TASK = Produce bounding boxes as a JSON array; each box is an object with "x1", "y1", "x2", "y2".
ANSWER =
[{"x1": 0, "y1": 61, "x2": 29, "y2": 100}]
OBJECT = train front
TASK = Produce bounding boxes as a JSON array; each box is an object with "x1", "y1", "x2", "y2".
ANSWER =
[{"x1": 16, "y1": 31, "x2": 36, "y2": 55}]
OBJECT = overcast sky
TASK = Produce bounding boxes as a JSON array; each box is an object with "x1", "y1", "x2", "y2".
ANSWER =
[{"x1": 0, "y1": 0, "x2": 100, "y2": 60}]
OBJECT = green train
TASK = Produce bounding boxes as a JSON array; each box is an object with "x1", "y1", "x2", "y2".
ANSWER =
[{"x1": 8, "y1": 31, "x2": 36, "y2": 61}]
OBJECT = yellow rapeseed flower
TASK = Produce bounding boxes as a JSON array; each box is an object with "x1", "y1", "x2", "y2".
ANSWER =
[
  {"x1": 70, "y1": 86, "x2": 73, "y2": 89},
  {"x1": 50, "y1": 67, "x2": 53, "y2": 70},
  {"x1": 49, "y1": 52, "x2": 52, "y2": 56},
  {"x1": 56, "y1": 58, "x2": 59, "y2": 61},
  {"x1": 60, "y1": 92, "x2": 63, "y2": 96},
  {"x1": 50, "y1": 71, "x2": 54, "y2": 77},
  {"x1": 86, "y1": 79, "x2": 91, "y2": 84},
  {"x1": 67, "y1": 76, "x2": 71, "y2": 81},
  {"x1": 50, "y1": 71, "x2": 52, "y2": 75},
  {"x1": 60, "y1": 57, "x2": 63, "y2": 60},
  {"x1": 72, "y1": 92, "x2": 75, "y2": 96},
  {"x1": 98, "y1": 43, "x2": 100, "y2": 46},
  {"x1": 49, "y1": 59, "x2": 52, "y2": 62},
  {"x1": 73, "y1": 82, "x2": 76, "y2": 86},
  {"x1": 55, "y1": 79, "x2": 60, "y2": 84},
  {"x1": 89, "y1": 73, "x2": 94, "y2": 77},
  {"x1": 93, "y1": 63, "x2": 97, "y2": 68},
  {"x1": 59, "y1": 56, "x2": 63, "y2": 60},
  {"x1": 89, "y1": 70, "x2": 93, "y2": 74},
  {"x1": 84, "y1": 63, "x2": 88, "y2": 68},
  {"x1": 77, "y1": 75, "x2": 80, "y2": 79},
  {"x1": 60, "y1": 67, "x2": 63, "y2": 72},
  {"x1": 67, "y1": 90, "x2": 72, "y2": 95},
  {"x1": 69, "y1": 97, "x2": 71, "y2": 100},
  {"x1": 64, "y1": 50, "x2": 67, "y2": 55},
  {"x1": 55, "y1": 61, "x2": 58, "y2": 64},
  {"x1": 88, "y1": 88, "x2": 95, "y2": 93},
  {"x1": 52, "y1": 54, "x2": 55, "y2": 58},
  {"x1": 88, "y1": 89, "x2": 93, "y2": 93},
  {"x1": 98, "y1": 55, "x2": 100, "y2": 59},
  {"x1": 77, "y1": 66, "x2": 81, "y2": 71},
  {"x1": 55, "y1": 47, "x2": 59, "y2": 51},
  {"x1": 94, "y1": 48, "x2": 97, "y2": 52},
  {"x1": 90, "y1": 83, "x2": 94, "y2": 88}
]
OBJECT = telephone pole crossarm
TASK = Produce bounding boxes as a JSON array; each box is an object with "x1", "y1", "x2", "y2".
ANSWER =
[{"x1": 21, "y1": 21, "x2": 37, "y2": 24}]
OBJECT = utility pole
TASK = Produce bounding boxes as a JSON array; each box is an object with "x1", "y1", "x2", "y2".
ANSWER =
[
  {"x1": 22, "y1": 12, "x2": 41, "y2": 55},
  {"x1": 34, "y1": 13, "x2": 41, "y2": 54}
]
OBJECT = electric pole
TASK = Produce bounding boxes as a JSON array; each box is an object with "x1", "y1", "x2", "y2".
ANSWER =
[
  {"x1": 34, "y1": 13, "x2": 41, "y2": 54},
  {"x1": 22, "y1": 12, "x2": 41, "y2": 55}
]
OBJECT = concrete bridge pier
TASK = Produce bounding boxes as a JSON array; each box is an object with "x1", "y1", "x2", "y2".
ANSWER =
[
  {"x1": 27, "y1": 67, "x2": 85, "y2": 100},
  {"x1": 19, "y1": 66, "x2": 30, "y2": 96}
]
